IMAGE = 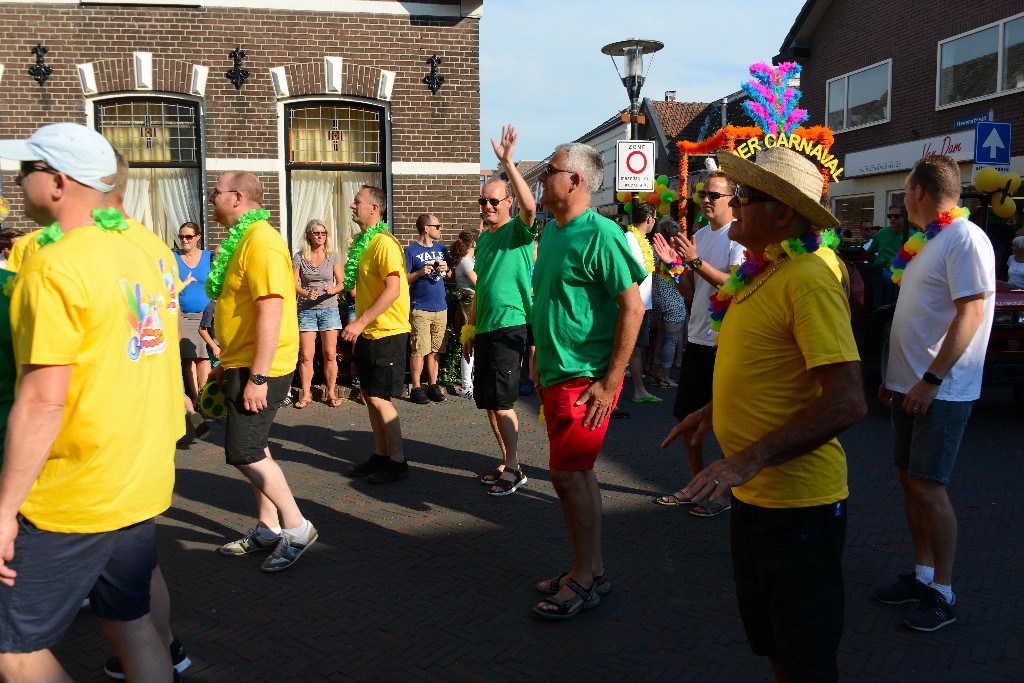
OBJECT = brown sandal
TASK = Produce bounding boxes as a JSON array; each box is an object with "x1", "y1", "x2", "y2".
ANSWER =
[
  {"x1": 294, "y1": 396, "x2": 312, "y2": 409},
  {"x1": 478, "y1": 467, "x2": 504, "y2": 485},
  {"x1": 325, "y1": 394, "x2": 342, "y2": 407},
  {"x1": 487, "y1": 468, "x2": 527, "y2": 496}
]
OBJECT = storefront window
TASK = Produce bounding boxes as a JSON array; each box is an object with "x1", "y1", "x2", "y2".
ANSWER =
[
  {"x1": 825, "y1": 61, "x2": 890, "y2": 132},
  {"x1": 95, "y1": 98, "x2": 203, "y2": 247},
  {"x1": 286, "y1": 103, "x2": 385, "y2": 253}
]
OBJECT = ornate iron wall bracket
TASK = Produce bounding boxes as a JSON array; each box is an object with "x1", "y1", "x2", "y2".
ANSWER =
[
  {"x1": 226, "y1": 47, "x2": 249, "y2": 90},
  {"x1": 29, "y1": 44, "x2": 53, "y2": 86},
  {"x1": 422, "y1": 54, "x2": 445, "y2": 94}
]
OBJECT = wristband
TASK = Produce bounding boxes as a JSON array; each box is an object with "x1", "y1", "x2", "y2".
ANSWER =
[
  {"x1": 658, "y1": 259, "x2": 686, "y2": 282},
  {"x1": 461, "y1": 324, "x2": 477, "y2": 344},
  {"x1": 922, "y1": 371, "x2": 943, "y2": 386}
]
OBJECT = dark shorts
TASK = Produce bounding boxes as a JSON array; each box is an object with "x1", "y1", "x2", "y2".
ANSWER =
[
  {"x1": 635, "y1": 310, "x2": 651, "y2": 349},
  {"x1": 474, "y1": 325, "x2": 528, "y2": 411},
  {"x1": 731, "y1": 498, "x2": 846, "y2": 681},
  {"x1": 354, "y1": 333, "x2": 408, "y2": 399},
  {"x1": 542, "y1": 376, "x2": 624, "y2": 471},
  {"x1": 672, "y1": 342, "x2": 716, "y2": 418},
  {"x1": 890, "y1": 393, "x2": 973, "y2": 484},
  {"x1": 0, "y1": 516, "x2": 157, "y2": 653},
  {"x1": 224, "y1": 368, "x2": 292, "y2": 466}
]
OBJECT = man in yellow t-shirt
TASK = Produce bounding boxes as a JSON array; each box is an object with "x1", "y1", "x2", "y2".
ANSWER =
[
  {"x1": 341, "y1": 185, "x2": 412, "y2": 484},
  {"x1": 663, "y1": 147, "x2": 866, "y2": 681},
  {"x1": 4, "y1": 227, "x2": 41, "y2": 272},
  {"x1": 208, "y1": 172, "x2": 316, "y2": 572},
  {"x1": 0, "y1": 123, "x2": 179, "y2": 681}
]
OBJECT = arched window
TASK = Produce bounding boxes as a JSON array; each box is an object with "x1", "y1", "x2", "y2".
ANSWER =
[
  {"x1": 95, "y1": 98, "x2": 203, "y2": 247},
  {"x1": 286, "y1": 102, "x2": 385, "y2": 255}
]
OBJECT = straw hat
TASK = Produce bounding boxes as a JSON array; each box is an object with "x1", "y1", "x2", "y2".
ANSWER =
[{"x1": 719, "y1": 145, "x2": 839, "y2": 229}]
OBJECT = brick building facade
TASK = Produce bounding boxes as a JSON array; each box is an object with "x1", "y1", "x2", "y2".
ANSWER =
[
  {"x1": 0, "y1": 0, "x2": 482, "y2": 252},
  {"x1": 777, "y1": 0, "x2": 1024, "y2": 237}
]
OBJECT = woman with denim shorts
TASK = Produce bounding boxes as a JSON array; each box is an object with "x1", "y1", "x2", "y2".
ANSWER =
[{"x1": 292, "y1": 219, "x2": 345, "y2": 407}]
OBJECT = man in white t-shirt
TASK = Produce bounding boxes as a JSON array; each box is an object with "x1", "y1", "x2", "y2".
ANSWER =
[
  {"x1": 652, "y1": 171, "x2": 744, "y2": 517},
  {"x1": 876, "y1": 155, "x2": 995, "y2": 632},
  {"x1": 624, "y1": 203, "x2": 659, "y2": 403}
]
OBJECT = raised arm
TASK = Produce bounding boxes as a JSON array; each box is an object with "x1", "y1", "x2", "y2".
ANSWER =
[{"x1": 492, "y1": 125, "x2": 536, "y2": 226}]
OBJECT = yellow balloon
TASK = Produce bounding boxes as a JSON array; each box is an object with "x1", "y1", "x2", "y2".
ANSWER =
[
  {"x1": 659, "y1": 202, "x2": 671, "y2": 215},
  {"x1": 975, "y1": 166, "x2": 1002, "y2": 193},
  {"x1": 992, "y1": 194, "x2": 1017, "y2": 219},
  {"x1": 1004, "y1": 172, "x2": 1021, "y2": 195}
]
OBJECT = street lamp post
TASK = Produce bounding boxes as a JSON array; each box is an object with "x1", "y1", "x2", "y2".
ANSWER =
[{"x1": 601, "y1": 38, "x2": 664, "y2": 221}]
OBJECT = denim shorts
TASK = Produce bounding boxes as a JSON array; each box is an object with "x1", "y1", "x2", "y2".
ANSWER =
[
  {"x1": 298, "y1": 305, "x2": 343, "y2": 332},
  {"x1": 890, "y1": 392, "x2": 973, "y2": 484}
]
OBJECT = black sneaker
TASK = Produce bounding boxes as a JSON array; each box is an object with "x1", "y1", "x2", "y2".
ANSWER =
[
  {"x1": 874, "y1": 573, "x2": 928, "y2": 604},
  {"x1": 104, "y1": 638, "x2": 191, "y2": 679},
  {"x1": 348, "y1": 454, "x2": 390, "y2": 477},
  {"x1": 410, "y1": 387, "x2": 430, "y2": 404},
  {"x1": 367, "y1": 459, "x2": 409, "y2": 484},
  {"x1": 426, "y1": 384, "x2": 445, "y2": 402},
  {"x1": 903, "y1": 585, "x2": 956, "y2": 631}
]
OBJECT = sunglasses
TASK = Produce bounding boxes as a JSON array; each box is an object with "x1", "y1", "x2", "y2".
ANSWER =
[
  {"x1": 178, "y1": 234, "x2": 198, "y2": 241},
  {"x1": 697, "y1": 190, "x2": 733, "y2": 202},
  {"x1": 478, "y1": 197, "x2": 508, "y2": 207},
  {"x1": 540, "y1": 164, "x2": 572, "y2": 178},
  {"x1": 887, "y1": 214, "x2": 903, "y2": 220},
  {"x1": 15, "y1": 161, "x2": 59, "y2": 184},
  {"x1": 735, "y1": 186, "x2": 777, "y2": 205},
  {"x1": 308, "y1": 231, "x2": 327, "y2": 236}
]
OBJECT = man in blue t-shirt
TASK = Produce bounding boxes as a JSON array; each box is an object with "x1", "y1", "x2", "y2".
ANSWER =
[{"x1": 404, "y1": 214, "x2": 451, "y2": 404}]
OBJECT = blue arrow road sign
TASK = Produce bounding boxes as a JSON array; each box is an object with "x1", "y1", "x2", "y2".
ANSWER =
[{"x1": 975, "y1": 122, "x2": 1011, "y2": 165}]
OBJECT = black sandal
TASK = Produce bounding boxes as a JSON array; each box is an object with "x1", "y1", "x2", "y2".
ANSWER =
[
  {"x1": 536, "y1": 572, "x2": 611, "y2": 596},
  {"x1": 487, "y1": 467, "x2": 527, "y2": 497},
  {"x1": 533, "y1": 578, "x2": 599, "y2": 620}
]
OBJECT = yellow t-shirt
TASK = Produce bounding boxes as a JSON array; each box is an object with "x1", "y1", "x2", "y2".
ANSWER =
[
  {"x1": 215, "y1": 220, "x2": 299, "y2": 376},
  {"x1": 815, "y1": 247, "x2": 851, "y2": 298},
  {"x1": 712, "y1": 254, "x2": 861, "y2": 508},
  {"x1": 355, "y1": 231, "x2": 411, "y2": 339},
  {"x1": 6, "y1": 228, "x2": 43, "y2": 273},
  {"x1": 10, "y1": 226, "x2": 181, "y2": 533}
]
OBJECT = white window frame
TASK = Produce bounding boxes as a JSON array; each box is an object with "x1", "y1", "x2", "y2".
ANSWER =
[
  {"x1": 825, "y1": 59, "x2": 892, "y2": 133},
  {"x1": 935, "y1": 11, "x2": 1024, "y2": 110}
]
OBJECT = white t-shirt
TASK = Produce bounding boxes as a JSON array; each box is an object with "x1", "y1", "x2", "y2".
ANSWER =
[
  {"x1": 1007, "y1": 255, "x2": 1024, "y2": 289},
  {"x1": 455, "y1": 255, "x2": 475, "y2": 291},
  {"x1": 886, "y1": 217, "x2": 995, "y2": 401},
  {"x1": 625, "y1": 230, "x2": 653, "y2": 310},
  {"x1": 688, "y1": 221, "x2": 745, "y2": 346}
]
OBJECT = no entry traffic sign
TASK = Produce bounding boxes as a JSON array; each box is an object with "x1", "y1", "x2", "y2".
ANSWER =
[{"x1": 616, "y1": 140, "x2": 655, "y2": 192}]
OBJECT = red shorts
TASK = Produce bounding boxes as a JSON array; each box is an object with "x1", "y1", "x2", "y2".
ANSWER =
[{"x1": 542, "y1": 376, "x2": 623, "y2": 471}]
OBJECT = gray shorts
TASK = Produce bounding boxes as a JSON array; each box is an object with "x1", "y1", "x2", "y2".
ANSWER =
[{"x1": 890, "y1": 392, "x2": 973, "y2": 484}]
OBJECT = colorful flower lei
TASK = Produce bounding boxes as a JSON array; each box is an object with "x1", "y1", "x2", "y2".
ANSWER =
[
  {"x1": 889, "y1": 207, "x2": 969, "y2": 285},
  {"x1": 34, "y1": 206, "x2": 129, "y2": 248},
  {"x1": 343, "y1": 221, "x2": 389, "y2": 291},
  {"x1": 709, "y1": 230, "x2": 832, "y2": 332},
  {"x1": 628, "y1": 225, "x2": 655, "y2": 274},
  {"x1": 658, "y1": 257, "x2": 686, "y2": 282},
  {"x1": 205, "y1": 208, "x2": 270, "y2": 298}
]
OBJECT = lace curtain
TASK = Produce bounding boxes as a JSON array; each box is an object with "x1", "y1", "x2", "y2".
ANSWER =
[
  {"x1": 123, "y1": 168, "x2": 202, "y2": 247},
  {"x1": 289, "y1": 170, "x2": 380, "y2": 258}
]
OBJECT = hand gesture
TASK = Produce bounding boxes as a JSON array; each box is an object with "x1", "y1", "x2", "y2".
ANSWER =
[
  {"x1": 671, "y1": 233, "x2": 698, "y2": 263},
  {"x1": 491, "y1": 125, "x2": 518, "y2": 169},
  {"x1": 662, "y1": 402, "x2": 712, "y2": 449},
  {"x1": 652, "y1": 233, "x2": 677, "y2": 264},
  {"x1": 575, "y1": 377, "x2": 617, "y2": 431},
  {"x1": 182, "y1": 271, "x2": 197, "y2": 287}
]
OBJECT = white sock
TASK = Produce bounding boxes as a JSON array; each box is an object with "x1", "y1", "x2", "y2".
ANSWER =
[
  {"x1": 256, "y1": 524, "x2": 281, "y2": 540},
  {"x1": 283, "y1": 519, "x2": 310, "y2": 539},
  {"x1": 915, "y1": 565, "x2": 935, "y2": 585},
  {"x1": 929, "y1": 581, "x2": 954, "y2": 603}
]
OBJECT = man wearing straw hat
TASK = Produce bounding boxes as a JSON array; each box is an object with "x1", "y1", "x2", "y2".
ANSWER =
[{"x1": 663, "y1": 145, "x2": 866, "y2": 681}]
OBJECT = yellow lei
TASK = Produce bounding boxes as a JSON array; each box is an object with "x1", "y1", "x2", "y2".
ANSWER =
[{"x1": 629, "y1": 225, "x2": 655, "y2": 274}]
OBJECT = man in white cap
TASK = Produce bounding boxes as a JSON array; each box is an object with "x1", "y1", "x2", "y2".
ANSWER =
[
  {"x1": 0, "y1": 123, "x2": 181, "y2": 682},
  {"x1": 663, "y1": 145, "x2": 866, "y2": 681}
]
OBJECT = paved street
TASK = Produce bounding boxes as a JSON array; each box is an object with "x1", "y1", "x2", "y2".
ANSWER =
[{"x1": 58, "y1": 380, "x2": 1021, "y2": 682}]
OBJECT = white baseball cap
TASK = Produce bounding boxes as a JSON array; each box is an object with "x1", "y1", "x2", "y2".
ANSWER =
[{"x1": 0, "y1": 123, "x2": 115, "y2": 192}]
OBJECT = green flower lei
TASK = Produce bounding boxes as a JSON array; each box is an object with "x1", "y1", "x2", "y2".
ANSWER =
[
  {"x1": 205, "y1": 208, "x2": 271, "y2": 298},
  {"x1": 34, "y1": 206, "x2": 129, "y2": 248},
  {"x1": 343, "y1": 221, "x2": 389, "y2": 291}
]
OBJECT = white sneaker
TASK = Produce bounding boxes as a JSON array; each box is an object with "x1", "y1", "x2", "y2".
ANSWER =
[{"x1": 261, "y1": 522, "x2": 318, "y2": 572}]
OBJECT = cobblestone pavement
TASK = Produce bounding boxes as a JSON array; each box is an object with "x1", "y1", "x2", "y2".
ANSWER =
[{"x1": 57, "y1": 380, "x2": 1022, "y2": 682}]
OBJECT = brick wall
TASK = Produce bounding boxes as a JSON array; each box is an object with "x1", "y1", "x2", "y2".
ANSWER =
[
  {"x1": 0, "y1": 2, "x2": 480, "y2": 244},
  {"x1": 797, "y1": 0, "x2": 1024, "y2": 159}
]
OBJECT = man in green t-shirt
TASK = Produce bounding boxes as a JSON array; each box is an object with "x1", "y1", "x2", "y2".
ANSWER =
[
  {"x1": 464, "y1": 125, "x2": 537, "y2": 497},
  {"x1": 868, "y1": 204, "x2": 916, "y2": 306},
  {"x1": 530, "y1": 143, "x2": 646, "y2": 620}
]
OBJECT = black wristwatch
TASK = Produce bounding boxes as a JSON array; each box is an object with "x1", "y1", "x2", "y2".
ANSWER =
[
  {"x1": 249, "y1": 373, "x2": 269, "y2": 386},
  {"x1": 688, "y1": 257, "x2": 703, "y2": 270},
  {"x1": 922, "y1": 371, "x2": 943, "y2": 386}
]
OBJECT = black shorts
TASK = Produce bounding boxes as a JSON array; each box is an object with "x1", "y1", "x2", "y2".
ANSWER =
[
  {"x1": 0, "y1": 516, "x2": 157, "y2": 653},
  {"x1": 354, "y1": 333, "x2": 408, "y2": 399},
  {"x1": 474, "y1": 325, "x2": 528, "y2": 411},
  {"x1": 731, "y1": 498, "x2": 847, "y2": 681},
  {"x1": 224, "y1": 368, "x2": 292, "y2": 466},
  {"x1": 672, "y1": 342, "x2": 716, "y2": 418}
]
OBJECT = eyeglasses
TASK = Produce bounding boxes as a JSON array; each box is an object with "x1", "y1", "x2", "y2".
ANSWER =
[
  {"x1": 15, "y1": 161, "x2": 59, "y2": 184},
  {"x1": 308, "y1": 231, "x2": 327, "y2": 236},
  {"x1": 735, "y1": 186, "x2": 777, "y2": 205},
  {"x1": 697, "y1": 190, "x2": 733, "y2": 202},
  {"x1": 478, "y1": 197, "x2": 509, "y2": 207},
  {"x1": 208, "y1": 188, "x2": 237, "y2": 199},
  {"x1": 887, "y1": 214, "x2": 903, "y2": 220},
  {"x1": 178, "y1": 234, "x2": 198, "y2": 241},
  {"x1": 540, "y1": 164, "x2": 572, "y2": 178},
  {"x1": 422, "y1": 223, "x2": 442, "y2": 228}
]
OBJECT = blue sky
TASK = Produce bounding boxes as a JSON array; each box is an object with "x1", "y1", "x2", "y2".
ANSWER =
[{"x1": 479, "y1": 0, "x2": 808, "y2": 163}]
